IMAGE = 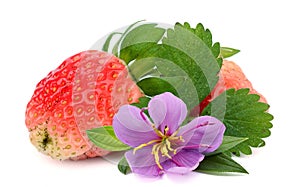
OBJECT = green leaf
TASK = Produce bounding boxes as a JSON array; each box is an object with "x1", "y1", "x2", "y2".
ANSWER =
[
  {"x1": 102, "y1": 32, "x2": 122, "y2": 52},
  {"x1": 112, "y1": 20, "x2": 145, "y2": 56},
  {"x1": 130, "y1": 96, "x2": 150, "y2": 109},
  {"x1": 207, "y1": 136, "x2": 248, "y2": 156},
  {"x1": 212, "y1": 42, "x2": 221, "y2": 58},
  {"x1": 111, "y1": 22, "x2": 221, "y2": 112},
  {"x1": 129, "y1": 52, "x2": 202, "y2": 110},
  {"x1": 176, "y1": 22, "x2": 223, "y2": 65},
  {"x1": 162, "y1": 24, "x2": 220, "y2": 101},
  {"x1": 131, "y1": 23, "x2": 220, "y2": 110},
  {"x1": 195, "y1": 154, "x2": 248, "y2": 174},
  {"x1": 86, "y1": 126, "x2": 131, "y2": 151},
  {"x1": 202, "y1": 89, "x2": 273, "y2": 156},
  {"x1": 118, "y1": 156, "x2": 132, "y2": 175},
  {"x1": 220, "y1": 47, "x2": 240, "y2": 58},
  {"x1": 119, "y1": 23, "x2": 165, "y2": 63},
  {"x1": 137, "y1": 77, "x2": 178, "y2": 97},
  {"x1": 110, "y1": 22, "x2": 222, "y2": 112}
]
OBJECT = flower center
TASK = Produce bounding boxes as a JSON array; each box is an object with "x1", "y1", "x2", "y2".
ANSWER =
[{"x1": 133, "y1": 125, "x2": 184, "y2": 170}]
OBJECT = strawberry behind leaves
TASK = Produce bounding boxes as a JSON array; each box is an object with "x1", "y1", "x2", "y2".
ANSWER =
[
  {"x1": 211, "y1": 60, "x2": 267, "y2": 103},
  {"x1": 198, "y1": 60, "x2": 267, "y2": 113},
  {"x1": 25, "y1": 50, "x2": 143, "y2": 160}
]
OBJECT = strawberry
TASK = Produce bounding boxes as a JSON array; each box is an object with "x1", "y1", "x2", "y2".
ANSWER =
[
  {"x1": 199, "y1": 60, "x2": 267, "y2": 113},
  {"x1": 25, "y1": 50, "x2": 143, "y2": 160},
  {"x1": 212, "y1": 60, "x2": 267, "y2": 102}
]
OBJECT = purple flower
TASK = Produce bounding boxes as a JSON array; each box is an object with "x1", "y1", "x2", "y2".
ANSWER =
[{"x1": 113, "y1": 92, "x2": 225, "y2": 177}]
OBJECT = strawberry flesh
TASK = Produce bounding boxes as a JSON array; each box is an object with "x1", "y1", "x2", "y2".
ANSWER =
[{"x1": 25, "y1": 50, "x2": 143, "y2": 160}]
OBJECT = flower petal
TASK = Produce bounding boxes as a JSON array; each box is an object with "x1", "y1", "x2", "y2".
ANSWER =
[
  {"x1": 113, "y1": 105, "x2": 159, "y2": 147},
  {"x1": 125, "y1": 146, "x2": 163, "y2": 177},
  {"x1": 179, "y1": 116, "x2": 225, "y2": 154},
  {"x1": 162, "y1": 149, "x2": 204, "y2": 174},
  {"x1": 148, "y1": 92, "x2": 187, "y2": 134}
]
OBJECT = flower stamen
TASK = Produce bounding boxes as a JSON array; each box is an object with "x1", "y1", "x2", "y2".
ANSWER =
[
  {"x1": 152, "y1": 143, "x2": 163, "y2": 170},
  {"x1": 169, "y1": 129, "x2": 179, "y2": 137},
  {"x1": 160, "y1": 144, "x2": 172, "y2": 159},
  {"x1": 151, "y1": 124, "x2": 164, "y2": 137},
  {"x1": 164, "y1": 126, "x2": 169, "y2": 135},
  {"x1": 165, "y1": 139, "x2": 174, "y2": 151},
  {"x1": 133, "y1": 123, "x2": 188, "y2": 171},
  {"x1": 133, "y1": 139, "x2": 161, "y2": 154}
]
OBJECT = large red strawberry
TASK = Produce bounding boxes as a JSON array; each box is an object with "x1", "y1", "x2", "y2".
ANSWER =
[
  {"x1": 199, "y1": 60, "x2": 267, "y2": 113},
  {"x1": 25, "y1": 50, "x2": 143, "y2": 160}
]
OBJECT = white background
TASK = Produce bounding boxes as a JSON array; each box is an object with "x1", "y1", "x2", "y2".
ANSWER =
[{"x1": 0, "y1": 0, "x2": 299, "y2": 186}]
